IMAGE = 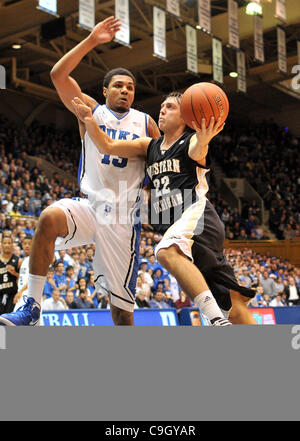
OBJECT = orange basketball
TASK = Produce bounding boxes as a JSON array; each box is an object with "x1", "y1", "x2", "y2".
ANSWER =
[{"x1": 180, "y1": 82, "x2": 229, "y2": 129}]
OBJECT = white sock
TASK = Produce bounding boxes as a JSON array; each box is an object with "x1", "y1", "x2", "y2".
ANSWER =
[
  {"x1": 194, "y1": 290, "x2": 225, "y2": 323},
  {"x1": 28, "y1": 274, "x2": 46, "y2": 305}
]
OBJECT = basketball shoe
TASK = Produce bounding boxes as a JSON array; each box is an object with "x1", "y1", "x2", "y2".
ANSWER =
[
  {"x1": 211, "y1": 317, "x2": 232, "y2": 326},
  {"x1": 0, "y1": 296, "x2": 41, "y2": 326}
]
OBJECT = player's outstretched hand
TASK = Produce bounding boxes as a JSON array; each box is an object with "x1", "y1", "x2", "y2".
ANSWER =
[
  {"x1": 72, "y1": 97, "x2": 93, "y2": 123},
  {"x1": 191, "y1": 117, "x2": 225, "y2": 148},
  {"x1": 89, "y1": 16, "x2": 121, "y2": 45}
]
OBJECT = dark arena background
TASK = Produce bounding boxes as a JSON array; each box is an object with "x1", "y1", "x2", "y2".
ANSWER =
[{"x1": 0, "y1": 0, "x2": 299, "y2": 327}]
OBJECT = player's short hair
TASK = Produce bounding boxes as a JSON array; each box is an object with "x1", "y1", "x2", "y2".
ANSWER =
[
  {"x1": 163, "y1": 91, "x2": 194, "y2": 133},
  {"x1": 164, "y1": 91, "x2": 183, "y2": 103},
  {"x1": 103, "y1": 68, "x2": 136, "y2": 88}
]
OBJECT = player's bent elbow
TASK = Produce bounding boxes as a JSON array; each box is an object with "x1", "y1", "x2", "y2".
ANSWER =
[{"x1": 50, "y1": 66, "x2": 58, "y2": 80}]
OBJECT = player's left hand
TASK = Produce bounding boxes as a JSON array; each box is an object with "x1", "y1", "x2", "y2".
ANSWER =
[
  {"x1": 192, "y1": 117, "x2": 225, "y2": 147},
  {"x1": 6, "y1": 264, "x2": 16, "y2": 276},
  {"x1": 89, "y1": 16, "x2": 121, "y2": 46},
  {"x1": 72, "y1": 97, "x2": 93, "y2": 123}
]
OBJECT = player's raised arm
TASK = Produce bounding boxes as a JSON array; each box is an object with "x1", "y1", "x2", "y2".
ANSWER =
[
  {"x1": 72, "y1": 97, "x2": 151, "y2": 158},
  {"x1": 50, "y1": 16, "x2": 121, "y2": 115},
  {"x1": 188, "y1": 117, "x2": 225, "y2": 166}
]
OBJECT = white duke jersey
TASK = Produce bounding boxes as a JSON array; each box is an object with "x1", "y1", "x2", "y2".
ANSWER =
[
  {"x1": 18, "y1": 256, "x2": 29, "y2": 293},
  {"x1": 78, "y1": 104, "x2": 150, "y2": 223},
  {"x1": 13, "y1": 255, "x2": 29, "y2": 311}
]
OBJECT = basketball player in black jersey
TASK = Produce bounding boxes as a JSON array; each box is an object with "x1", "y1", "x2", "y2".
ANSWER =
[
  {"x1": 0, "y1": 235, "x2": 21, "y2": 314},
  {"x1": 71, "y1": 93, "x2": 257, "y2": 325}
]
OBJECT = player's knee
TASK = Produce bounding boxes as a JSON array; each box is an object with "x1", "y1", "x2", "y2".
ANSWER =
[
  {"x1": 37, "y1": 207, "x2": 68, "y2": 239},
  {"x1": 157, "y1": 247, "x2": 177, "y2": 269},
  {"x1": 230, "y1": 290, "x2": 251, "y2": 306}
]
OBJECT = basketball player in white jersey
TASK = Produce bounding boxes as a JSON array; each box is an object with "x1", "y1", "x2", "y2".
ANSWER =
[
  {"x1": 13, "y1": 236, "x2": 32, "y2": 311},
  {"x1": 0, "y1": 17, "x2": 160, "y2": 327}
]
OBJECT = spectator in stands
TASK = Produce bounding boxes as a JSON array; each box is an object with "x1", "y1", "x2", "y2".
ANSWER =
[
  {"x1": 85, "y1": 246, "x2": 94, "y2": 272},
  {"x1": 78, "y1": 250, "x2": 90, "y2": 281},
  {"x1": 9, "y1": 203, "x2": 21, "y2": 219},
  {"x1": 74, "y1": 288, "x2": 96, "y2": 309},
  {"x1": 53, "y1": 261, "x2": 68, "y2": 298},
  {"x1": 70, "y1": 250, "x2": 80, "y2": 281},
  {"x1": 284, "y1": 277, "x2": 300, "y2": 306},
  {"x1": 240, "y1": 267, "x2": 252, "y2": 287},
  {"x1": 175, "y1": 290, "x2": 192, "y2": 314},
  {"x1": 152, "y1": 268, "x2": 165, "y2": 291},
  {"x1": 270, "y1": 294, "x2": 285, "y2": 307},
  {"x1": 237, "y1": 229, "x2": 248, "y2": 240},
  {"x1": 65, "y1": 265, "x2": 76, "y2": 294},
  {"x1": 42, "y1": 288, "x2": 67, "y2": 311},
  {"x1": 135, "y1": 290, "x2": 150, "y2": 309},
  {"x1": 65, "y1": 290, "x2": 77, "y2": 309},
  {"x1": 56, "y1": 250, "x2": 70, "y2": 269},
  {"x1": 146, "y1": 253, "x2": 161, "y2": 272},
  {"x1": 138, "y1": 260, "x2": 154, "y2": 287},
  {"x1": 43, "y1": 267, "x2": 55, "y2": 300},
  {"x1": 259, "y1": 270, "x2": 277, "y2": 298},
  {"x1": 261, "y1": 231, "x2": 271, "y2": 240},
  {"x1": 137, "y1": 273, "x2": 151, "y2": 300},
  {"x1": 262, "y1": 293, "x2": 271, "y2": 306},
  {"x1": 75, "y1": 277, "x2": 88, "y2": 298},
  {"x1": 250, "y1": 286, "x2": 265, "y2": 307},
  {"x1": 274, "y1": 276, "x2": 285, "y2": 295},
  {"x1": 86, "y1": 272, "x2": 99, "y2": 308},
  {"x1": 149, "y1": 290, "x2": 171, "y2": 309},
  {"x1": 98, "y1": 291, "x2": 109, "y2": 309}
]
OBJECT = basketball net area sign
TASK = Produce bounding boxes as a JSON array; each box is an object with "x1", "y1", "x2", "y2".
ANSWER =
[{"x1": 0, "y1": 65, "x2": 6, "y2": 89}]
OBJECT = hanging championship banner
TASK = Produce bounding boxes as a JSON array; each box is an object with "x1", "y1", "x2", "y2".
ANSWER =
[
  {"x1": 78, "y1": 0, "x2": 95, "y2": 31},
  {"x1": 237, "y1": 50, "x2": 246, "y2": 93},
  {"x1": 197, "y1": 0, "x2": 211, "y2": 34},
  {"x1": 275, "y1": 0, "x2": 286, "y2": 23},
  {"x1": 212, "y1": 37, "x2": 223, "y2": 84},
  {"x1": 38, "y1": 0, "x2": 57, "y2": 16},
  {"x1": 186, "y1": 25, "x2": 198, "y2": 74},
  {"x1": 254, "y1": 15, "x2": 264, "y2": 63},
  {"x1": 153, "y1": 6, "x2": 167, "y2": 61},
  {"x1": 228, "y1": 0, "x2": 239, "y2": 49},
  {"x1": 115, "y1": 0, "x2": 130, "y2": 47},
  {"x1": 277, "y1": 26, "x2": 287, "y2": 73},
  {"x1": 166, "y1": 0, "x2": 181, "y2": 20}
]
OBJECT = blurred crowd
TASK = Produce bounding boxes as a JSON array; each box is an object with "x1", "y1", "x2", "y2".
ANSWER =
[
  {"x1": 211, "y1": 120, "x2": 300, "y2": 240},
  {"x1": 1, "y1": 223, "x2": 299, "y2": 312},
  {"x1": 1, "y1": 116, "x2": 299, "y2": 241},
  {"x1": 0, "y1": 115, "x2": 299, "y2": 313}
]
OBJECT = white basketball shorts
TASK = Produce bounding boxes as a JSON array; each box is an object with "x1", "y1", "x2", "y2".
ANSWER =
[{"x1": 52, "y1": 198, "x2": 140, "y2": 312}]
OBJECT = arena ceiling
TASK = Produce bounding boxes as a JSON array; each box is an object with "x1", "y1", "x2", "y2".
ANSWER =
[{"x1": 0, "y1": 0, "x2": 300, "y2": 133}]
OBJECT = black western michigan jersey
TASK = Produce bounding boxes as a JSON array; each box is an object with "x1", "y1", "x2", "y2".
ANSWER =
[
  {"x1": 147, "y1": 132, "x2": 256, "y2": 310},
  {"x1": 146, "y1": 132, "x2": 209, "y2": 235},
  {"x1": 0, "y1": 254, "x2": 19, "y2": 314}
]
